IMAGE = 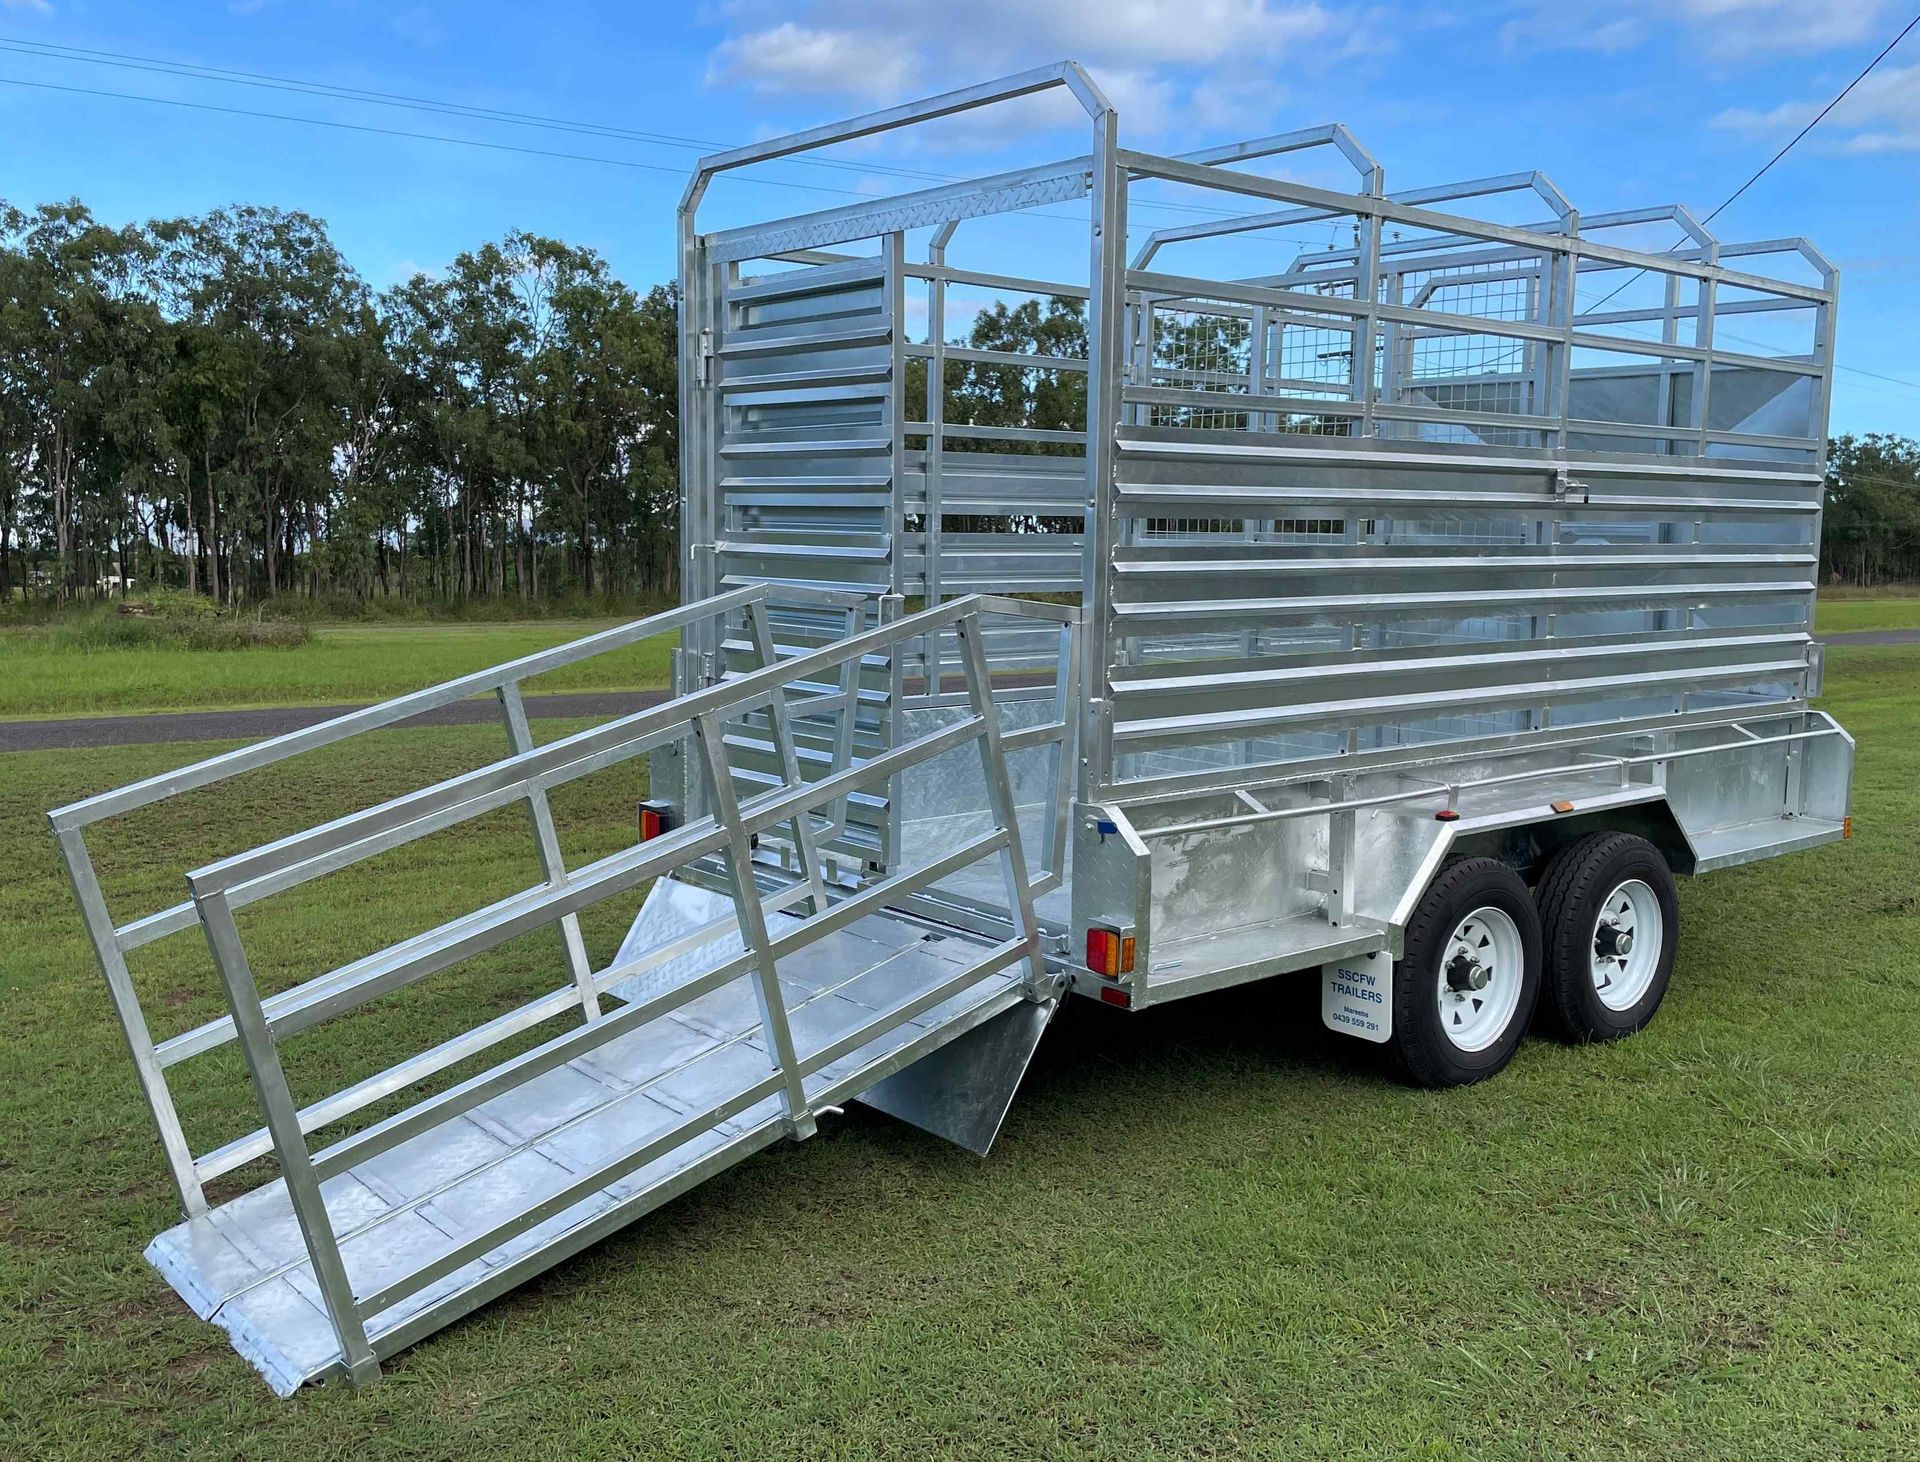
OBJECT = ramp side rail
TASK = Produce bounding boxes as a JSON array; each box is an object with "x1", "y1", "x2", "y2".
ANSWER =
[
  {"x1": 48, "y1": 582, "x2": 873, "y2": 1213},
  {"x1": 54, "y1": 592, "x2": 1046, "y2": 1386}
]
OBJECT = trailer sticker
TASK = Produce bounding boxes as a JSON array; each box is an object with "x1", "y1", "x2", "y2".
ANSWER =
[{"x1": 1322, "y1": 951, "x2": 1393, "y2": 1043}]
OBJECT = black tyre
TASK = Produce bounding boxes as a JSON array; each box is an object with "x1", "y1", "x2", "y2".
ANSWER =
[
  {"x1": 1385, "y1": 857, "x2": 1543, "y2": 1088},
  {"x1": 1535, "y1": 832, "x2": 1678, "y2": 1043}
]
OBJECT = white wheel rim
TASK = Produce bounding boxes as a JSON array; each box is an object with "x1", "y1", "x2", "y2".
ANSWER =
[
  {"x1": 1590, "y1": 878, "x2": 1662, "y2": 1011},
  {"x1": 1435, "y1": 905, "x2": 1525, "y2": 1052}
]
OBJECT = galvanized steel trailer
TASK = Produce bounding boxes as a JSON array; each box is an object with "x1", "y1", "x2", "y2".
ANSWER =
[{"x1": 54, "y1": 64, "x2": 1853, "y2": 1393}]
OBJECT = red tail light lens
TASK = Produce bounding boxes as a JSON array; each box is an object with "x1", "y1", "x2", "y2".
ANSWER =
[
  {"x1": 1085, "y1": 927, "x2": 1135, "y2": 977},
  {"x1": 1087, "y1": 928, "x2": 1117, "y2": 975}
]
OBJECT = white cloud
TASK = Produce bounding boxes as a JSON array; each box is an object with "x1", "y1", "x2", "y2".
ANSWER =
[
  {"x1": 707, "y1": 21, "x2": 919, "y2": 102},
  {"x1": 1, "y1": 0, "x2": 54, "y2": 13},
  {"x1": 1501, "y1": 0, "x2": 1898, "y2": 61},
  {"x1": 1714, "y1": 61, "x2": 1920, "y2": 153},
  {"x1": 701, "y1": 1, "x2": 1350, "y2": 142}
]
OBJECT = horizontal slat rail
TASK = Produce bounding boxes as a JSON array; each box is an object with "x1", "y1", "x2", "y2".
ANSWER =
[
  {"x1": 1115, "y1": 657, "x2": 1810, "y2": 748},
  {"x1": 1114, "y1": 549, "x2": 1814, "y2": 576},
  {"x1": 1119, "y1": 149, "x2": 1830, "y2": 301},
  {"x1": 1113, "y1": 435, "x2": 1822, "y2": 485},
  {"x1": 1113, "y1": 482, "x2": 1820, "y2": 515},
  {"x1": 1111, "y1": 632, "x2": 1809, "y2": 700},
  {"x1": 166, "y1": 708, "x2": 989, "y2": 1067},
  {"x1": 183, "y1": 600, "x2": 993, "y2": 902},
  {"x1": 1114, "y1": 580, "x2": 1816, "y2": 631}
]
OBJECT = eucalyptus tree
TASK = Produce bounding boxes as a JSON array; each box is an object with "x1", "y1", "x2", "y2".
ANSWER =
[{"x1": 152, "y1": 205, "x2": 367, "y2": 600}]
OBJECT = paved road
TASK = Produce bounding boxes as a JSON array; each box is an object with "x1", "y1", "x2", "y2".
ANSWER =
[
  {"x1": 2, "y1": 627, "x2": 1914, "y2": 754},
  {"x1": 0, "y1": 689, "x2": 670, "y2": 753},
  {"x1": 1822, "y1": 627, "x2": 1920, "y2": 647}
]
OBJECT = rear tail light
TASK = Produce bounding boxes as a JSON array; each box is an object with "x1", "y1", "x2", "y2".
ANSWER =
[
  {"x1": 1843, "y1": 815, "x2": 1854, "y2": 839},
  {"x1": 637, "y1": 800, "x2": 674, "y2": 842},
  {"x1": 1085, "y1": 926, "x2": 1135, "y2": 977}
]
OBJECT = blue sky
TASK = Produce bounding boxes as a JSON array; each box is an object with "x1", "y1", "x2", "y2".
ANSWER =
[{"x1": 1, "y1": 0, "x2": 1916, "y2": 436}]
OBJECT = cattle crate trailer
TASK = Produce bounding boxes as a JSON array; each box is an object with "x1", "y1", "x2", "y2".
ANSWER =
[{"x1": 52, "y1": 63, "x2": 1853, "y2": 1393}]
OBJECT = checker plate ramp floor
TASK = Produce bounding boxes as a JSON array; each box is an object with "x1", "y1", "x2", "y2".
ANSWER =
[{"x1": 146, "y1": 906, "x2": 1025, "y2": 1395}]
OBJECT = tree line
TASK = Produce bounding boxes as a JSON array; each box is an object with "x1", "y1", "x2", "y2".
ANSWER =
[
  {"x1": 2, "y1": 197, "x2": 1915, "y2": 609},
  {"x1": 1823, "y1": 433, "x2": 1920, "y2": 586},
  {"x1": 0, "y1": 199, "x2": 678, "y2": 608}
]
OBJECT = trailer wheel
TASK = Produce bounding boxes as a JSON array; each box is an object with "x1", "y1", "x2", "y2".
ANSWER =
[
  {"x1": 1535, "y1": 832, "x2": 1678, "y2": 1042},
  {"x1": 1386, "y1": 857, "x2": 1542, "y2": 1087}
]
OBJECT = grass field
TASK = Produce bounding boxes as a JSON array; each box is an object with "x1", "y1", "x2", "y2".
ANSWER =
[
  {"x1": 0, "y1": 618, "x2": 674, "y2": 720},
  {"x1": 1815, "y1": 591, "x2": 1920, "y2": 635},
  {"x1": 0, "y1": 595, "x2": 1913, "y2": 723},
  {"x1": 1, "y1": 645, "x2": 1916, "y2": 1458}
]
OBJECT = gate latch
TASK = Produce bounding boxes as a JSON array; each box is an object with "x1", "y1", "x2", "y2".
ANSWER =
[{"x1": 1552, "y1": 468, "x2": 1590, "y2": 503}]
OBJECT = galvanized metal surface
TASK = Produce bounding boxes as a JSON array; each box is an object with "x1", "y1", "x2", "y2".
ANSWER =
[
  {"x1": 53, "y1": 590, "x2": 1056, "y2": 1392},
  {"x1": 667, "y1": 62, "x2": 1849, "y2": 1011}
]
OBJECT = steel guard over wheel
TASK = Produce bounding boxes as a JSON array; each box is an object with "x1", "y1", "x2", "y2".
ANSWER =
[
  {"x1": 1535, "y1": 832, "x2": 1679, "y2": 1043},
  {"x1": 1386, "y1": 857, "x2": 1543, "y2": 1087}
]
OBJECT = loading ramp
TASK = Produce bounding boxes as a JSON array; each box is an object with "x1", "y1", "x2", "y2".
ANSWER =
[{"x1": 52, "y1": 589, "x2": 1063, "y2": 1393}]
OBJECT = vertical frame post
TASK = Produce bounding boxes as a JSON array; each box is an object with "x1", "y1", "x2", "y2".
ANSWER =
[
  {"x1": 191, "y1": 886, "x2": 379, "y2": 1385},
  {"x1": 496, "y1": 682, "x2": 599, "y2": 1021},
  {"x1": 1353, "y1": 188, "x2": 1384, "y2": 438},
  {"x1": 52, "y1": 826, "x2": 207, "y2": 1218},
  {"x1": 743, "y1": 598, "x2": 833, "y2": 913},
  {"x1": 1039, "y1": 615, "x2": 1082, "y2": 888},
  {"x1": 690, "y1": 712, "x2": 815, "y2": 1138},
  {"x1": 924, "y1": 230, "x2": 951, "y2": 688},
  {"x1": 1693, "y1": 274, "x2": 1717, "y2": 459},
  {"x1": 953, "y1": 612, "x2": 1046, "y2": 987},
  {"x1": 1080, "y1": 101, "x2": 1128, "y2": 803}
]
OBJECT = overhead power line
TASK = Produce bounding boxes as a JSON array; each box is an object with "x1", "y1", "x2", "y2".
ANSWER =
[
  {"x1": 0, "y1": 75, "x2": 820, "y2": 187},
  {"x1": 0, "y1": 34, "x2": 1309, "y2": 228},
  {"x1": 0, "y1": 72, "x2": 1347, "y2": 253},
  {"x1": 0, "y1": 37, "x2": 965, "y2": 186},
  {"x1": 1580, "y1": 9, "x2": 1920, "y2": 322},
  {"x1": 1698, "y1": 11, "x2": 1920, "y2": 228}
]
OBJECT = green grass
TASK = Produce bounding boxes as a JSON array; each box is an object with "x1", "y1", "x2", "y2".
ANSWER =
[
  {"x1": 0, "y1": 618, "x2": 674, "y2": 719},
  {"x1": 1816, "y1": 589, "x2": 1920, "y2": 635},
  {"x1": 2, "y1": 649, "x2": 1917, "y2": 1457},
  {"x1": 0, "y1": 591, "x2": 1909, "y2": 723}
]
